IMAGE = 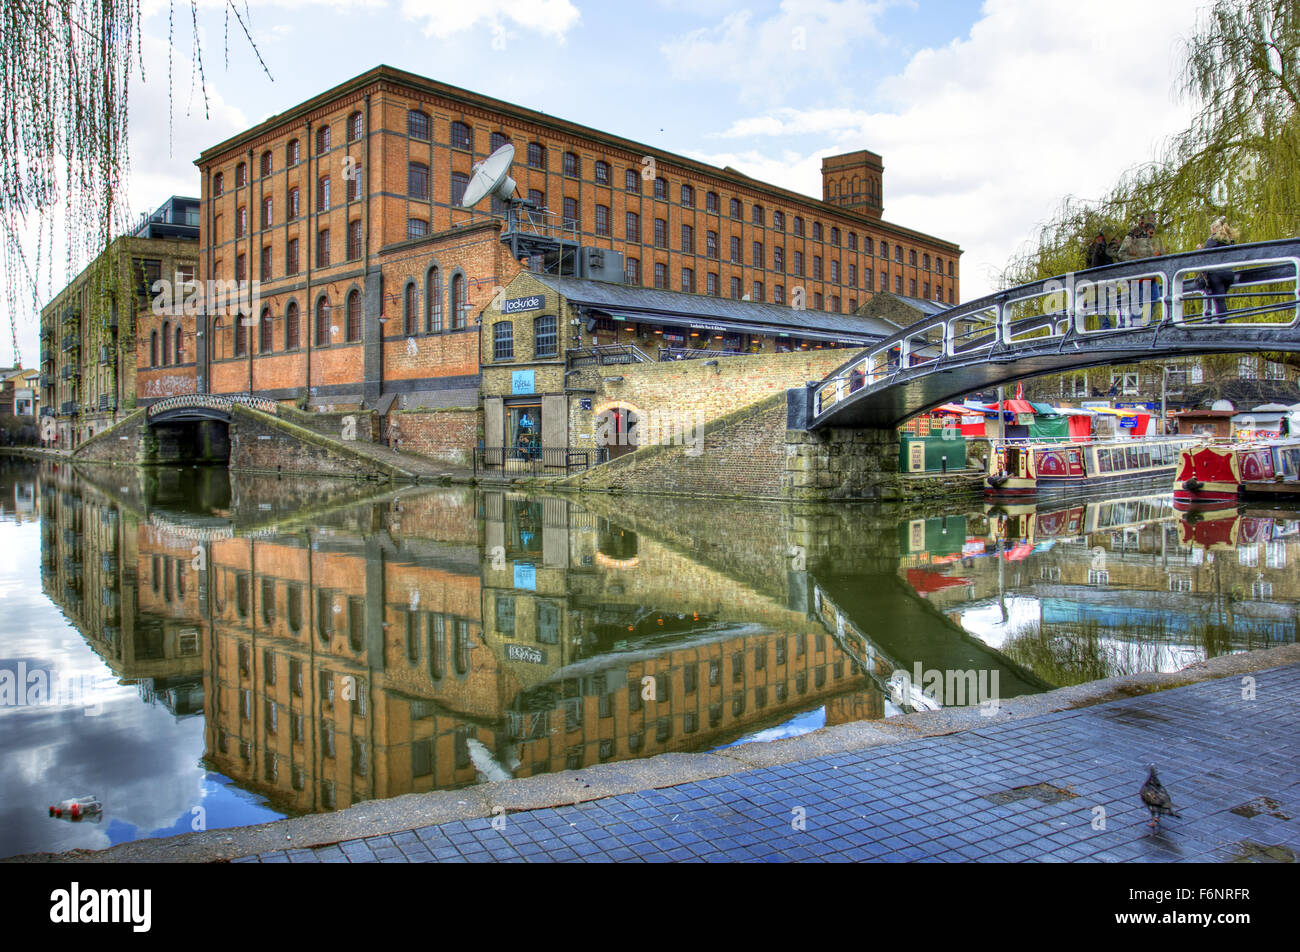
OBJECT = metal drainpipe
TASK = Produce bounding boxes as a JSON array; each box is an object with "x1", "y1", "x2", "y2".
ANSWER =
[
  {"x1": 248, "y1": 148, "x2": 255, "y2": 395},
  {"x1": 203, "y1": 167, "x2": 212, "y2": 395},
  {"x1": 304, "y1": 119, "x2": 313, "y2": 405},
  {"x1": 365, "y1": 93, "x2": 379, "y2": 405}
]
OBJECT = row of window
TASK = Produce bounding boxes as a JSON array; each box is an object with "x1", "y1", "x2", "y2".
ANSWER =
[
  {"x1": 619, "y1": 258, "x2": 953, "y2": 307},
  {"x1": 213, "y1": 107, "x2": 953, "y2": 279},
  {"x1": 210, "y1": 272, "x2": 473, "y2": 358},
  {"x1": 492, "y1": 315, "x2": 556, "y2": 361},
  {"x1": 222, "y1": 220, "x2": 362, "y2": 281}
]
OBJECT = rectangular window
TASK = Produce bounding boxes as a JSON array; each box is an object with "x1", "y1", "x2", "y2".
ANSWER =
[
  {"x1": 493, "y1": 321, "x2": 514, "y2": 360},
  {"x1": 286, "y1": 238, "x2": 299, "y2": 275},
  {"x1": 408, "y1": 163, "x2": 429, "y2": 200},
  {"x1": 534, "y1": 314, "x2": 557, "y2": 358},
  {"x1": 261, "y1": 197, "x2": 273, "y2": 229},
  {"x1": 317, "y1": 230, "x2": 330, "y2": 268},
  {"x1": 450, "y1": 171, "x2": 469, "y2": 206},
  {"x1": 236, "y1": 206, "x2": 247, "y2": 237},
  {"x1": 288, "y1": 187, "x2": 299, "y2": 220},
  {"x1": 260, "y1": 245, "x2": 272, "y2": 280},
  {"x1": 346, "y1": 167, "x2": 363, "y2": 202},
  {"x1": 316, "y1": 178, "x2": 330, "y2": 212}
]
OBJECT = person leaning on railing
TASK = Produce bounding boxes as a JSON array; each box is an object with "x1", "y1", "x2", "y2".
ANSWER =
[{"x1": 1196, "y1": 216, "x2": 1240, "y2": 322}]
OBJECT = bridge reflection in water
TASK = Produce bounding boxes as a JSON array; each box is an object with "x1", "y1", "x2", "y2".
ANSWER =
[{"x1": 15, "y1": 460, "x2": 1299, "y2": 852}]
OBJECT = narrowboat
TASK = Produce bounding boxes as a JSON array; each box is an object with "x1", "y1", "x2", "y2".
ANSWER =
[
  {"x1": 1172, "y1": 439, "x2": 1300, "y2": 511},
  {"x1": 985, "y1": 438, "x2": 1193, "y2": 498}
]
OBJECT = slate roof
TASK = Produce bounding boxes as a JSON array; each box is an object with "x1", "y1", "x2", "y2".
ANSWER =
[{"x1": 528, "y1": 274, "x2": 901, "y2": 340}]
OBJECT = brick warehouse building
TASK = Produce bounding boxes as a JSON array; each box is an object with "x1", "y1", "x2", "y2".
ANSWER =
[{"x1": 189, "y1": 65, "x2": 961, "y2": 442}]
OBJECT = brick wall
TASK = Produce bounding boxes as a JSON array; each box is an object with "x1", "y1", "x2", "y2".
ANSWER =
[
  {"x1": 568, "y1": 349, "x2": 849, "y2": 453},
  {"x1": 565, "y1": 392, "x2": 790, "y2": 497},
  {"x1": 389, "y1": 408, "x2": 478, "y2": 467}
]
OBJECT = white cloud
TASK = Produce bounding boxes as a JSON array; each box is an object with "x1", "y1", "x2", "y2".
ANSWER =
[
  {"x1": 661, "y1": 0, "x2": 903, "y2": 102},
  {"x1": 398, "y1": 0, "x2": 580, "y2": 40},
  {"x1": 681, "y1": 0, "x2": 1204, "y2": 299}
]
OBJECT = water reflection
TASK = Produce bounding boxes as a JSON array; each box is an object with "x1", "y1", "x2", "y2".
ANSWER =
[
  {"x1": 5, "y1": 459, "x2": 1297, "y2": 856},
  {"x1": 908, "y1": 492, "x2": 1300, "y2": 684}
]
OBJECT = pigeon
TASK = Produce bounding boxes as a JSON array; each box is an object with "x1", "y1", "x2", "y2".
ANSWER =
[{"x1": 1140, "y1": 766, "x2": 1181, "y2": 830}]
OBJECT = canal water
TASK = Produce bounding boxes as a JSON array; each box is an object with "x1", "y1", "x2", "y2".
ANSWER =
[{"x1": 2, "y1": 456, "x2": 1296, "y2": 858}]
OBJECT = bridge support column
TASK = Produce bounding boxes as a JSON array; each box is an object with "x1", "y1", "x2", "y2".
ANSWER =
[{"x1": 782, "y1": 426, "x2": 902, "y2": 501}]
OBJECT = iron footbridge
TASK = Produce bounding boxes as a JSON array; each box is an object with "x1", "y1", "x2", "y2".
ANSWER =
[{"x1": 802, "y1": 237, "x2": 1300, "y2": 430}]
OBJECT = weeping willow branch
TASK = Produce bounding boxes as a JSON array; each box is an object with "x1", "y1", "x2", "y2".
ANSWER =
[
  {"x1": 0, "y1": 0, "x2": 270, "y2": 367},
  {"x1": 1002, "y1": 0, "x2": 1300, "y2": 374}
]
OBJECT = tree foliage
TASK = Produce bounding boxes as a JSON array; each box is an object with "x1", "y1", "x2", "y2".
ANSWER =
[
  {"x1": 1003, "y1": 0, "x2": 1299, "y2": 292},
  {"x1": 0, "y1": 0, "x2": 267, "y2": 366}
]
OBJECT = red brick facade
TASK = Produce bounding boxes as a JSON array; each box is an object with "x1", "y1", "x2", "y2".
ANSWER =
[{"x1": 192, "y1": 66, "x2": 960, "y2": 417}]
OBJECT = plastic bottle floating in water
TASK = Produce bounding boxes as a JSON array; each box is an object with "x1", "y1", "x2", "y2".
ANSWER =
[{"x1": 48, "y1": 796, "x2": 103, "y2": 820}]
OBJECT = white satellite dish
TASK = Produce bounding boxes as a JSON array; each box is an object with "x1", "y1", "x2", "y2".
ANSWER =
[{"x1": 461, "y1": 143, "x2": 517, "y2": 208}]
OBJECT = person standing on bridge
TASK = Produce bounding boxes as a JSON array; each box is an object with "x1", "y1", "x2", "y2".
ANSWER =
[
  {"x1": 1087, "y1": 232, "x2": 1115, "y2": 329},
  {"x1": 1198, "y1": 216, "x2": 1240, "y2": 322},
  {"x1": 1117, "y1": 215, "x2": 1163, "y2": 326}
]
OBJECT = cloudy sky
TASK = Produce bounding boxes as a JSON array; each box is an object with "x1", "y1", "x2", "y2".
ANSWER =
[{"x1": 5, "y1": 0, "x2": 1208, "y2": 368}]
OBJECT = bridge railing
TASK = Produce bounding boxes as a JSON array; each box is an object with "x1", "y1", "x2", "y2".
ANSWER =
[
  {"x1": 813, "y1": 239, "x2": 1300, "y2": 421},
  {"x1": 146, "y1": 393, "x2": 280, "y2": 419}
]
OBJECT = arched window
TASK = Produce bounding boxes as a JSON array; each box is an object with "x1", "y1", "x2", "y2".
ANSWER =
[
  {"x1": 212, "y1": 318, "x2": 224, "y2": 360},
  {"x1": 527, "y1": 142, "x2": 545, "y2": 170},
  {"x1": 315, "y1": 298, "x2": 330, "y2": 346},
  {"x1": 260, "y1": 150, "x2": 273, "y2": 177},
  {"x1": 234, "y1": 313, "x2": 247, "y2": 356},
  {"x1": 162, "y1": 321, "x2": 172, "y2": 365},
  {"x1": 489, "y1": 131, "x2": 509, "y2": 153},
  {"x1": 235, "y1": 162, "x2": 247, "y2": 187},
  {"x1": 450, "y1": 121, "x2": 472, "y2": 151},
  {"x1": 425, "y1": 266, "x2": 442, "y2": 333},
  {"x1": 450, "y1": 273, "x2": 466, "y2": 329},
  {"x1": 403, "y1": 283, "x2": 417, "y2": 336},
  {"x1": 150, "y1": 330, "x2": 159, "y2": 367},
  {"x1": 346, "y1": 290, "x2": 362, "y2": 342},
  {"x1": 315, "y1": 124, "x2": 330, "y2": 154},
  {"x1": 286, "y1": 139, "x2": 300, "y2": 167},
  {"x1": 259, "y1": 307, "x2": 274, "y2": 353},
  {"x1": 213, "y1": 172, "x2": 224, "y2": 196},
  {"x1": 347, "y1": 111, "x2": 363, "y2": 142},
  {"x1": 175, "y1": 325, "x2": 183, "y2": 364},
  {"x1": 285, "y1": 301, "x2": 300, "y2": 350}
]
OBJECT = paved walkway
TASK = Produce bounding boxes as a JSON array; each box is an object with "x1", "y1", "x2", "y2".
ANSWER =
[{"x1": 233, "y1": 663, "x2": 1300, "y2": 863}]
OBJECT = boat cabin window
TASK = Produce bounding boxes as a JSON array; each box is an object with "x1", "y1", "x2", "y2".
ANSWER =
[{"x1": 1098, "y1": 449, "x2": 1112, "y2": 473}]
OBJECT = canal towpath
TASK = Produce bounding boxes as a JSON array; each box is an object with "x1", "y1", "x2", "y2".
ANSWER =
[{"x1": 12, "y1": 643, "x2": 1299, "y2": 864}]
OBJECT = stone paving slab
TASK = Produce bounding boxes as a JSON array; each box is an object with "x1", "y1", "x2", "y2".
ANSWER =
[{"x1": 237, "y1": 662, "x2": 1300, "y2": 863}]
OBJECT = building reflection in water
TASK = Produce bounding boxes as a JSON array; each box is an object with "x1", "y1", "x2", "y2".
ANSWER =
[
  {"x1": 32, "y1": 463, "x2": 1298, "y2": 827},
  {"x1": 902, "y1": 493, "x2": 1300, "y2": 684}
]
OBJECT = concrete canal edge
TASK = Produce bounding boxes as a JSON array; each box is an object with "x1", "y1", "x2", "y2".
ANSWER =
[{"x1": 8, "y1": 642, "x2": 1298, "y2": 864}]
